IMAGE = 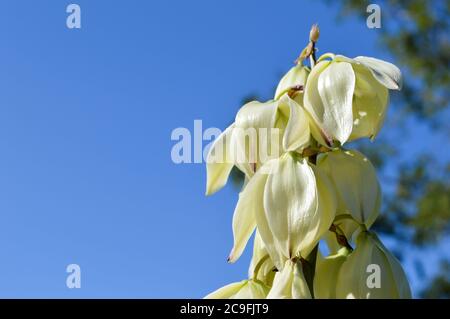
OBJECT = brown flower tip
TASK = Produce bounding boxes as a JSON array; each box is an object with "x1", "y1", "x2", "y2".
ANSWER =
[{"x1": 309, "y1": 24, "x2": 320, "y2": 42}]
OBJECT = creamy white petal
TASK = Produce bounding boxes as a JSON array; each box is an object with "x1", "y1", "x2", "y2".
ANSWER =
[
  {"x1": 228, "y1": 166, "x2": 268, "y2": 263},
  {"x1": 317, "y1": 61, "x2": 355, "y2": 144},
  {"x1": 232, "y1": 280, "x2": 271, "y2": 299},
  {"x1": 372, "y1": 233, "x2": 412, "y2": 298},
  {"x1": 235, "y1": 100, "x2": 279, "y2": 132},
  {"x1": 248, "y1": 231, "x2": 266, "y2": 278},
  {"x1": 233, "y1": 100, "x2": 282, "y2": 172},
  {"x1": 205, "y1": 280, "x2": 247, "y2": 299},
  {"x1": 254, "y1": 160, "x2": 286, "y2": 270},
  {"x1": 278, "y1": 96, "x2": 310, "y2": 152},
  {"x1": 292, "y1": 261, "x2": 312, "y2": 299},
  {"x1": 263, "y1": 154, "x2": 336, "y2": 259},
  {"x1": 354, "y1": 56, "x2": 402, "y2": 90},
  {"x1": 275, "y1": 65, "x2": 309, "y2": 99},
  {"x1": 248, "y1": 231, "x2": 275, "y2": 285},
  {"x1": 350, "y1": 63, "x2": 389, "y2": 141},
  {"x1": 205, "y1": 124, "x2": 235, "y2": 195},
  {"x1": 314, "y1": 248, "x2": 349, "y2": 298},
  {"x1": 304, "y1": 60, "x2": 331, "y2": 141},
  {"x1": 308, "y1": 164, "x2": 338, "y2": 257},
  {"x1": 336, "y1": 231, "x2": 412, "y2": 299},
  {"x1": 205, "y1": 280, "x2": 270, "y2": 299},
  {"x1": 305, "y1": 108, "x2": 330, "y2": 146},
  {"x1": 229, "y1": 127, "x2": 254, "y2": 177},
  {"x1": 267, "y1": 260, "x2": 311, "y2": 299},
  {"x1": 267, "y1": 262, "x2": 293, "y2": 299},
  {"x1": 336, "y1": 232, "x2": 375, "y2": 299},
  {"x1": 263, "y1": 155, "x2": 316, "y2": 259},
  {"x1": 334, "y1": 54, "x2": 355, "y2": 64}
]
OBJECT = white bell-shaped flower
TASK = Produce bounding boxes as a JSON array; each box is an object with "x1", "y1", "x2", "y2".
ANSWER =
[
  {"x1": 206, "y1": 95, "x2": 311, "y2": 195},
  {"x1": 336, "y1": 231, "x2": 412, "y2": 299},
  {"x1": 261, "y1": 153, "x2": 337, "y2": 262},
  {"x1": 317, "y1": 149, "x2": 381, "y2": 230},
  {"x1": 303, "y1": 54, "x2": 401, "y2": 144},
  {"x1": 227, "y1": 153, "x2": 337, "y2": 266}
]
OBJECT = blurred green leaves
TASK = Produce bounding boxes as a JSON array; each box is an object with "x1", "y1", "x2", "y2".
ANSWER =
[{"x1": 421, "y1": 261, "x2": 450, "y2": 299}]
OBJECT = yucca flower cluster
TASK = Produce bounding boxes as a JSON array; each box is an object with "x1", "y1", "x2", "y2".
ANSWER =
[{"x1": 204, "y1": 25, "x2": 411, "y2": 299}]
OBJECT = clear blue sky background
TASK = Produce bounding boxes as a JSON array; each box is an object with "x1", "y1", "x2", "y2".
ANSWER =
[{"x1": 0, "y1": 0, "x2": 447, "y2": 298}]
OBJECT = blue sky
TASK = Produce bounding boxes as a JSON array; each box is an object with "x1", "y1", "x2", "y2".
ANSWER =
[{"x1": 0, "y1": 0, "x2": 447, "y2": 298}]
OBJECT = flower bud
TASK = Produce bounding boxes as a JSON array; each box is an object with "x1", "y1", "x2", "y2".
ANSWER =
[
  {"x1": 336, "y1": 231, "x2": 412, "y2": 299},
  {"x1": 309, "y1": 24, "x2": 320, "y2": 42}
]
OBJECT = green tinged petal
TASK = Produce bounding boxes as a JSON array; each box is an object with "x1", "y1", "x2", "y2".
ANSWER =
[
  {"x1": 314, "y1": 247, "x2": 349, "y2": 298},
  {"x1": 305, "y1": 107, "x2": 330, "y2": 147},
  {"x1": 323, "y1": 230, "x2": 342, "y2": 255},
  {"x1": 248, "y1": 231, "x2": 266, "y2": 278},
  {"x1": 318, "y1": 150, "x2": 381, "y2": 228},
  {"x1": 310, "y1": 164, "x2": 338, "y2": 256},
  {"x1": 228, "y1": 166, "x2": 268, "y2": 263},
  {"x1": 371, "y1": 233, "x2": 412, "y2": 299},
  {"x1": 278, "y1": 95, "x2": 310, "y2": 152},
  {"x1": 205, "y1": 279, "x2": 270, "y2": 299},
  {"x1": 232, "y1": 280, "x2": 271, "y2": 299},
  {"x1": 274, "y1": 65, "x2": 310, "y2": 100},
  {"x1": 336, "y1": 231, "x2": 412, "y2": 299},
  {"x1": 205, "y1": 124, "x2": 235, "y2": 195},
  {"x1": 205, "y1": 280, "x2": 247, "y2": 299},
  {"x1": 350, "y1": 63, "x2": 389, "y2": 141},
  {"x1": 248, "y1": 231, "x2": 276, "y2": 286}
]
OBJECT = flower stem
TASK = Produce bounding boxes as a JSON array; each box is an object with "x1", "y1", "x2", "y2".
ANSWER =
[{"x1": 309, "y1": 41, "x2": 317, "y2": 68}]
